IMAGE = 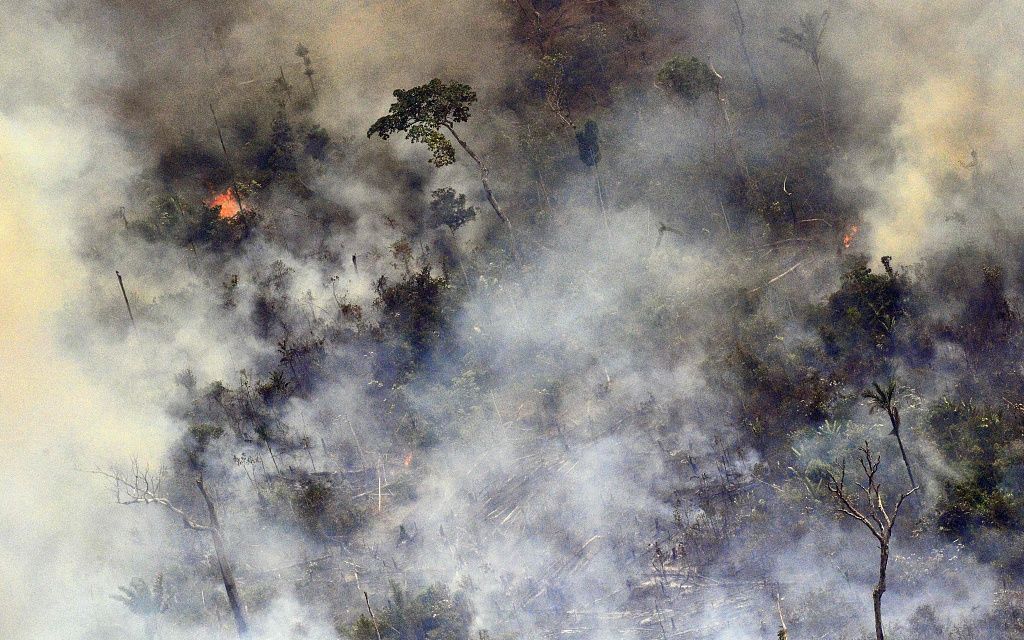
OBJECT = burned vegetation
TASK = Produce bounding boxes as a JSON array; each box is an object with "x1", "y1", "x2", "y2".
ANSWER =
[{"x1": 60, "y1": 1, "x2": 1024, "y2": 639}]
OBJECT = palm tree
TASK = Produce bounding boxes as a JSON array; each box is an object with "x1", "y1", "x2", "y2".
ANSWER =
[
  {"x1": 779, "y1": 11, "x2": 832, "y2": 146},
  {"x1": 863, "y1": 379, "x2": 917, "y2": 491}
]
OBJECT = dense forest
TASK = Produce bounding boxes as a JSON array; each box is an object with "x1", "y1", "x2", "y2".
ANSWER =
[{"x1": 7, "y1": 0, "x2": 1024, "y2": 639}]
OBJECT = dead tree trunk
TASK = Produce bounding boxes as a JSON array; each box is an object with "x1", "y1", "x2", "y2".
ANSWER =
[
  {"x1": 444, "y1": 126, "x2": 519, "y2": 260},
  {"x1": 196, "y1": 475, "x2": 249, "y2": 638},
  {"x1": 731, "y1": 0, "x2": 767, "y2": 108},
  {"x1": 873, "y1": 543, "x2": 888, "y2": 640},
  {"x1": 709, "y1": 65, "x2": 757, "y2": 204},
  {"x1": 115, "y1": 270, "x2": 136, "y2": 329},
  {"x1": 100, "y1": 464, "x2": 250, "y2": 639},
  {"x1": 826, "y1": 442, "x2": 917, "y2": 640}
]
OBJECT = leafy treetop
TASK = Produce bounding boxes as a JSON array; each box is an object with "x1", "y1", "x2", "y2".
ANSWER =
[
  {"x1": 657, "y1": 56, "x2": 720, "y2": 102},
  {"x1": 367, "y1": 79, "x2": 478, "y2": 167},
  {"x1": 429, "y1": 187, "x2": 477, "y2": 232}
]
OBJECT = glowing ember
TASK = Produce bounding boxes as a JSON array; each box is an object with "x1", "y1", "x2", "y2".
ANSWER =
[
  {"x1": 842, "y1": 224, "x2": 859, "y2": 249},
  {"x1": 403, "y1": 453, "x2": 413, "y2": 467},
  {"x1": 207, "y1": 187, "x2": 241, "y2": 218}
]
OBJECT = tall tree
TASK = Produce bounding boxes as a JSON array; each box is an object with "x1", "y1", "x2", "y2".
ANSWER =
[
  {"x1": 779, "y1": 11, "x2": 832, "y2": 146},
  {"x1": 98, "y1": 463, "x2": 250, "y2": 638},
  {"x1": 826, "y1": 442, "x2": 918, "y2": 640},
  {"x1": 367, "y1": 79, "x2": 513, "y2": 238},
  {"x1": 863, "y1": 378, "x2": 917, "y2": 492},
  {"x1": 657, "y1": 57, "x2": 756, "y2": 202},
  {"x1": 575, "y1": 119, "x2": 611, "y2": 243}
]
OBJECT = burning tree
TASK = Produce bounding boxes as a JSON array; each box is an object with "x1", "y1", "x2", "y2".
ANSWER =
[
  {"x1": 825, "y1": 442, "x2": 918, "y2": 640},
  {"x1": 367, "y1": 79, "x2": 513, "y2": 237}
]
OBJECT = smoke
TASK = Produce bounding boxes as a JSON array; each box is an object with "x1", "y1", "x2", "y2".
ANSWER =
[
  {"x1": 0, "y1": 5, "x2": 173, "y2": 638},
  {"x1": 831, "y1": 0, "x2": 1024, "y2": 260},
  {"x1": 3, "y1": 0, "x2": 1020, "y2": 638}
]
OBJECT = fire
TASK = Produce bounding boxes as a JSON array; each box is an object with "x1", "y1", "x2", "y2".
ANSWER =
[
  {"x1": 403, "y1": 452, "x2": 413, "y2": 467},
  {"x1": 207, "y1": 187, "x2": 241, "y2": 218},
  {"x1": 842, "y1": 224, "x2": 859, "y2": 249}
]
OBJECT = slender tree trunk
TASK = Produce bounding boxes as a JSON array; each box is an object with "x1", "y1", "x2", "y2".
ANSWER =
[
  {"x1": 814, "y1": 62, "x2": 833, "y2": 148},
  {"x1": 445, "y1": 127, "x2": 519, "y2": 261},
  {"x1": 445, "y1": 127, "x2": 514, "y2": 231},
  {"x1": 731, "y1": 0, "x2": 766, "y2": 108},
  {"x1": 710, "y1": 77, "x2": 757, "y2": 203},
  {"x1": 209, "y1": 104, "x2": 245, "y2": 215},
  {"x1": 115, "y1": 270, "x2": 136, "y2": 329},
  {"x1": 873, "y1": 543, "x2": 888, "y2": 640},
  {"x1": 888, "y1": 409, "x2": 917, "y2": 491},
  {"x1": 196, "y1": 476, "x2": 249, "y2": 638},
  {"x1": 592, "y1": 165, "x2": 613, "y2": 248},
  {"x1": 894, "y1": 432, "x2": 916, "y2": 490}
]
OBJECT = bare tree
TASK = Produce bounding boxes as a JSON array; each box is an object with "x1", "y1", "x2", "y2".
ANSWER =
[
  {"x1": 95, "y1": 462, "x2": 250, "y2": 638},
  {"x1": 826, "y1": 442, "x2": 918, "y2": 640},
  {"x1": 863, "y1": 379, "x2": 917, "y2": 492}
]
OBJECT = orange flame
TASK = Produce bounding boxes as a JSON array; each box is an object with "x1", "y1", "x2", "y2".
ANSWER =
[
  {"x1": 207, "y1": 187, "x2": 241, "y2": 218},
  {"x1": 842, "y1": 224, "x2": 859, "y2": 249},
  {"x1": 403, "y1": 453, "x2": 413, "y2": 467}
]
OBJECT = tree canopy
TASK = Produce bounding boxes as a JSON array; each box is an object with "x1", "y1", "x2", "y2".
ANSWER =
[{"x1": 367, "y1": 79, "x2": 478, "y2": 167}]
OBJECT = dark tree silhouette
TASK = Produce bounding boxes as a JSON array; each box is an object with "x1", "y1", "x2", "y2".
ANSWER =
[
  {"x1": 826, "y1": 442, "x2": 918, "y2": 640},
  {"x1": 368, "y1": 79, "x2": 512, "y2": 236}
]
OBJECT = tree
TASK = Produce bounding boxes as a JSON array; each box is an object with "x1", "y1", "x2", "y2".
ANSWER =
[
  {"x1": 863, "y1": 378, "x2": 917, "y2": 492},
  {"x1": 826, "y1": 442, "x2": 918, "y2": 640},
  {"x1": 657, "y1": 56, "x2": 755, "y2": 203},
  {"x1": 429, "y1": 187, "x2": 477, "y2": 233},
  {"x1": 367, "y1": 79, "x2": 513, "y2": 237},
  {"x1": 575, "y1": 120, "x2": 611, "y2": 242},
  {"x1": 113, "y1": 576, "x2": 167, "y2": 640},
  {"x1": 295, "y1": 44, "x2": 317, "y2": 98},
  {"x1": 779, "y1": 11, "x2": 832, "y2": 146},
  {"x1": 351, "y1": 582, "x2": 473, "y2": 640},
  {"x1": 656, "y1": 56, "x2": 719, "y2": 103},
  {"x1": 574, "y1": 120, "x2": 600, "y2": 167},
  {"x1": 729, "y1": 0, "x2": 766, "y2": 107},
  {"x1": 97, "y1": 463, "x2": 250, "y2": 638}
]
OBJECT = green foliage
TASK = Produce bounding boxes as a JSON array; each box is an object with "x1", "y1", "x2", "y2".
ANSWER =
[
  {"x1": 264, "y1": 109, "x2": 298, "y2": 173},
  {"x1": 656, "y1": 56, "x2": 719, "y2": 102},
  {"x1": 303, "y1": 124, "x2": 330, "y2": 159},
  {"x1": 351, "y1": 582, "x2": 474, "y2": 640},
  {"x1": 949, "y1": 265, "x2": 1021, "y2": 369},
  {"x1": 291, "y1": 476, "x2": 366, "y2": 541},
  {"x1": 113, "y1": 576, "x2": 167, "y2": 616},
  {"x1": 186, "y1": 423, "x2": 225, "y2": 460},
  {"x1": 130, "y1": 194, "x2": 250, "y2": 249},
  {"x1": 367, "y1": 79, "x2": 477, "y2": 167},
  {"x1": 924, "y1": 399, "x2": 1022, "y2": 538},
  {"x1": 704, "y1": 311, "x2": 839, "y2": 453},
  {"x1": 790, "y1": 419, "x2": 874, "y2": 491},
  {"x1": 375, "y1": 266, "x2": 451, "y2": 374},
  {"x1": 429, "y1": 188, "x2": 477, "y2": 232},
  {"x1": 816, "y1": 255, "x2": 925, "y2": 378}
]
